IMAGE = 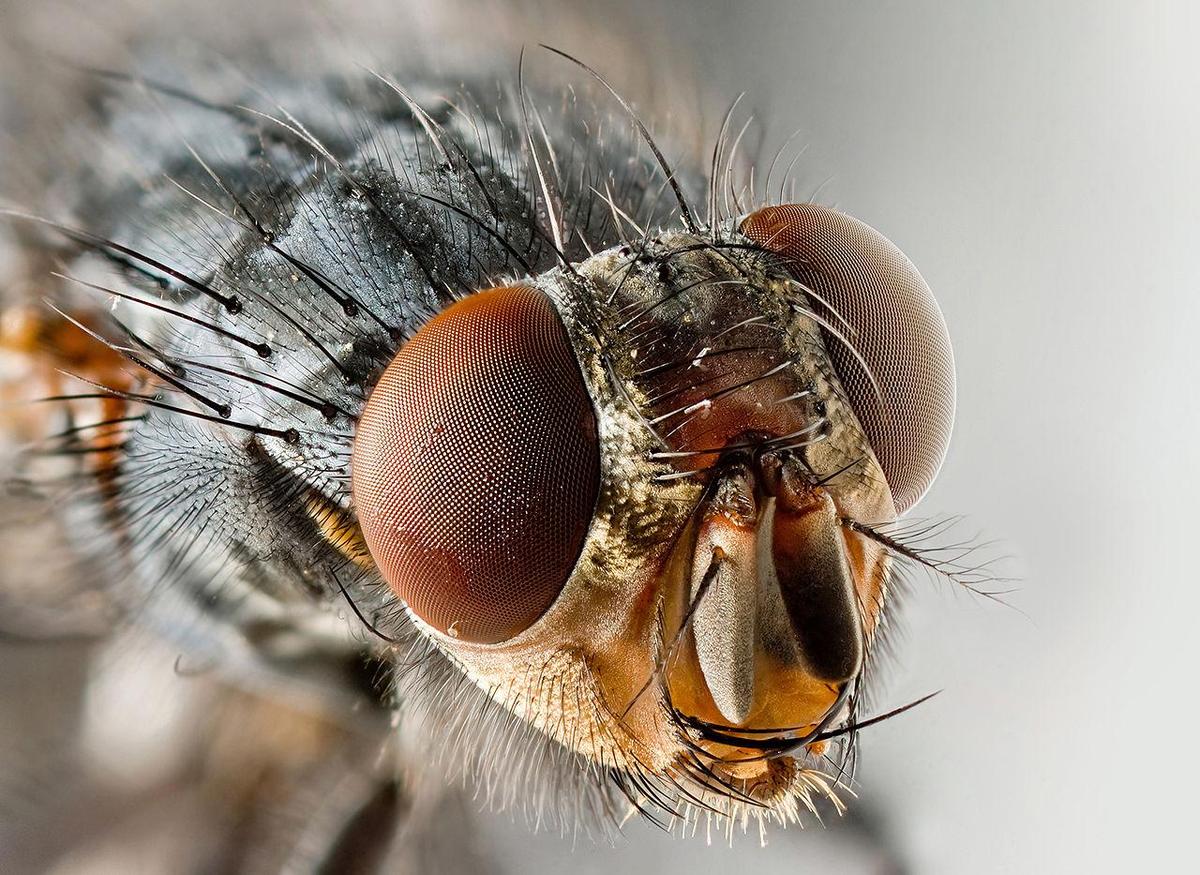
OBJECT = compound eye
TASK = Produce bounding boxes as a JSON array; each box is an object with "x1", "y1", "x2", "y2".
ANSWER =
[
  {"x1": 740, "y1": 204, "x2": 955, "y2": 514},
  {"x1": 351, "y1": 286, "x2": 600, "y2": 644}
]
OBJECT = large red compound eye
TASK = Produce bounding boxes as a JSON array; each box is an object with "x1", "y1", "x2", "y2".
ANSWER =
[
  {"x1": 740, "y1": 204, "x2": 956, "y2": 515},
  {"x1": 351, "y1": 286, "x2": 600, "y2": 644}
]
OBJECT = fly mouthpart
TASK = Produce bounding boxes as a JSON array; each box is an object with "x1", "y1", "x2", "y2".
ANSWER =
[{"x1": 665, "y1": 449, "x2": 863, "y2": 732}]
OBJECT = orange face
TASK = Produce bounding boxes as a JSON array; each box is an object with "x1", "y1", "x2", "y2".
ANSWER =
[{"x1": 348, "y1": 203, "x2": 956, "y2": 816}]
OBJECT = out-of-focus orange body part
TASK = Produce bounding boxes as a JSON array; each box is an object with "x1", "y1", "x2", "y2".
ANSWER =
[{"x1": 2, "y1": 304, "x2": 140, "y2": 488}]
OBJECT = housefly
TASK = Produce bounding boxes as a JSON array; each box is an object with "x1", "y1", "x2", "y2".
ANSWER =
[{"x1": 0, "y1": 7, "x2": 989, "y2": 869}]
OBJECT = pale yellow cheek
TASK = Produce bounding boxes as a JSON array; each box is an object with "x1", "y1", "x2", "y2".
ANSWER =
[
  {"x1": 445, "y1": 641, "x2": 662, "y2": 770},
  {"x1": 842, "y1": 529, "x2": 893, "y2": 641}
]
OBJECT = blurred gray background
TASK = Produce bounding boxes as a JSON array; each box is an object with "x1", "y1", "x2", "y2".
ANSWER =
[{"x1": 2, "y1": 1, "x2": 1197, "y2": 872}]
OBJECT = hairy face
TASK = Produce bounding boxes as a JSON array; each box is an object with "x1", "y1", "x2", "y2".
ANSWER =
[{"x1": 351, "y1": 213, "x2": 954, "y2": 822}]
